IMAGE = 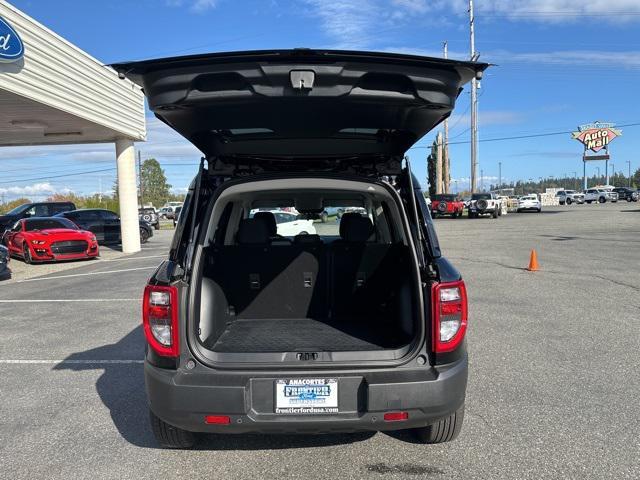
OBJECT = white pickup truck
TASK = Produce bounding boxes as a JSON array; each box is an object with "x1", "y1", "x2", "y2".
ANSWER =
[
  {"x1": 584, "y1": 188, "x2": 618, "y2": 204},
  {"x1": 468, "y1": 192, "x2": 502, "y2": 219}
]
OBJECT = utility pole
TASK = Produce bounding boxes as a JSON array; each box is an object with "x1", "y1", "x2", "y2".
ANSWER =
[
  {"x1": 498, "y1": 162, "x2": 502, "y2": 189},
  {"x1": 469, "y1": 0, "x2": 479, "y2": 193},
  {"x1": 442, "y1": 41, "x2": 450, "y2": 194},
  {"x1": 627, "y1": 160, "x2": 631, "y2": 187},
  {"x1": 138, "y1": 150, "x2": 144, "y2": 207}
]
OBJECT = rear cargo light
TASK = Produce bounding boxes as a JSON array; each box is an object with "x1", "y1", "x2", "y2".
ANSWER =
[
  {"x1": 383, "y1": 412, "x2": 409, "y2": 422},
  {"x1": 142, "y1": 285, "x2": 179, "y2": 357},
  {"x1": 431, "y1": 280, "x2": 468, "y2": 353},
  {"x1": 204, "y1": 415, "x2": 231, "y2": 425}
]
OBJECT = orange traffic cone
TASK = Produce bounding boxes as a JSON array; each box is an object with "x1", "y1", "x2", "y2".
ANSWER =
[{"x1": 527, "y1": 249, "x2": 540, "y2": 272}]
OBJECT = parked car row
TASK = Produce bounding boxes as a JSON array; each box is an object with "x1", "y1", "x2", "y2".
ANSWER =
[
  {"x1": 557, "y1": 186, "x2": 638, "y2": 205},
  {"x1": 1, "y1": 201, "x2": 154, "y2": 265}
]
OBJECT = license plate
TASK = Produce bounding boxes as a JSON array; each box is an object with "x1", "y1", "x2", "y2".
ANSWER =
[{"x1": 275, "y1": 378, "x2": 338, "y2": 414}]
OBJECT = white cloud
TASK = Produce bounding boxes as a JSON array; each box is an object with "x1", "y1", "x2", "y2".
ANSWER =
[
  {"x1": 302, "y1": 0, "x2": 379, "y2": 48},
  {"x1": 303, "y1": 0, "x2": 640, "y2": 46},
  {"x1": 0, "y1": 182, "x2": 73, "y2": 196},
  {"x1": 166, "y1": 0, "x2": 218, "y2": 13}
]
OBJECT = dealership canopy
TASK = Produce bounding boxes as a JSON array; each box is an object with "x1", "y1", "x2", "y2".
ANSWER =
[{"x1": 0, "y1": 2, "x2": 146, "y2": 253}]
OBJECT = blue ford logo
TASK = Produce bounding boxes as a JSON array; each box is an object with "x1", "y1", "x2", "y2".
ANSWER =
[{"x1": 0, "y1": 16, "x2": 24, "y2": 63}]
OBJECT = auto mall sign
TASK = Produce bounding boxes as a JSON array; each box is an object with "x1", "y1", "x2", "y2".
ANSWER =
[{"x1": 572, "y1": 122, "x2": 622, "y2": 153}]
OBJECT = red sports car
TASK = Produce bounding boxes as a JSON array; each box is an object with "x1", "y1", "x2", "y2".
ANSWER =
[
  {"x1": 2, "y1": 217, "x2": 99, "y2": 263},
  {"x1": 430, "y1": 194, "x2": 465, "y2": 218}
]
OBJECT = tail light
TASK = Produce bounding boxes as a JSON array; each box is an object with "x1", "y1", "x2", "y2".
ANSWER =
[
  {"x1": 431, "y1": 280, "x2": 468, "y2": 353},
  {"x1": 143, "y1": 285, "x2": 179, "y2": 357}
]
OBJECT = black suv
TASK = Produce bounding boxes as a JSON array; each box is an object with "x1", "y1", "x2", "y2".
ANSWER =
[
  {"x1": 55, "y1": 209, "x2": 154, "y2": 244},
  {"x1": 612, "y1": 187, "x2": 638, "y2": 202},
  {"x1": 114, "y1": 49, "x2": 486, "y2": 448},
  {"x1": 0, "y1": 201, "x2": 76, "y2": 234}
]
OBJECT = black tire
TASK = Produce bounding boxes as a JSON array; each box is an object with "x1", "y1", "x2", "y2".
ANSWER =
[
  {"x1": 492, "y1": 209, "x2": 498, "y2": 218},
  {"x1": 140, "y1": 228, "x2": 149, "y2": 244},
  {"x1": 598, "y1": 197, "x2": 606, "y2": 203},
  {"x1": 498, "y1": 207, "x2": 503, "y2": 216},
  {"x1": 537, "y1": 208, "x2": 542, "y2": 213},
  {"x1": 149, "y1": 410, "x2": 196, "y2": 449},
  {"x1": 566, "y1": 198, "x2": 572, "y2": 205},
  {"x1": 413, "y1": 405, "x2": 465, "y2": 444},
  {"x1": 22, "y1": 243, "x2": 32, "y2": 264},
  {"x1": 154, "y1": 223, "x2": 160, "y2": 230},
  {"x1": 586, "y1": 200, "x2": 592, "y2": 204},
  {"x1": 320, "y1": 212, "x2": 328, "y2": 223},
  {"x1": 516, "y1": 209, "x2": 522, "y2": 213}
]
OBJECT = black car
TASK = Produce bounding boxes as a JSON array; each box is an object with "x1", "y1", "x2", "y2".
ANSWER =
[
  {"x1": 114, "y1": 49, "x2": 486, "y2": 448},
  {"x1": 0, "y1": 201, "x2": 76, "y2": 234},
  {"x1": 54, "y1": 209, "x2": 153, "y2": 244},
  {"x1": 139, "y1": 208, "x2": 160, "y2": 230},
  {"x1": 612, "y1": 187, "x2": 638, "y2": 202},
  {"x1": 0, "y1": 244, "x2": 9, "y2": 280}
]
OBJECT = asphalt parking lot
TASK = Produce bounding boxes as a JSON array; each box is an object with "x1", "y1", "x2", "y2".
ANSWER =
[{"x1": 0, "y1": 203, "x2": 638, "y2": 479}]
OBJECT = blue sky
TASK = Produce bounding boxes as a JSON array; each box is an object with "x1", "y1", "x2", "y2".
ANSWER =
[{"x1": 2, "y1": 0, "x2": 640, "y2": 200}]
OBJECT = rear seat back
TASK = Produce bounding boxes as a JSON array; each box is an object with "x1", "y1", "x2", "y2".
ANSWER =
[
  {"x1": 330, "y1": 213, "x2": 409, "y2": 319},
  {"x1": 204, "y1": 242, "x2": 327, "y2": 320}
]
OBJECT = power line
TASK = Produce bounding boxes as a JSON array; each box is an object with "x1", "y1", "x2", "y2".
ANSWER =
[
  {"x1": 410, "y1": 121, "x2": 640, "y2": 150},
  {"x1": 0, "y1": 167, "x2": 116, "y2": 185}
]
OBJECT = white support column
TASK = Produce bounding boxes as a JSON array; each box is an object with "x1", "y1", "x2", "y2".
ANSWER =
[{"x1": 115, "y1": 139, "x2": 141, "y2": 254}]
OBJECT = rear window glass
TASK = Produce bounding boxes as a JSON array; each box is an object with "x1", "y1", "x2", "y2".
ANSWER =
[
  {"x1": 432, "y1": 194, "x2": 457, "y2": 202},
  {"x1": 472, "y1": 193, "x2": 491, "y2": 200},
  {"x1": 24, "y1": 218, "x2": 77, "y2": 231}
]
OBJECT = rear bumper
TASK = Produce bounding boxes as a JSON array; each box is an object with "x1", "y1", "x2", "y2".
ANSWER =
[{"x1": 145, "y1": 356, "x2": 468, "y2": 434}]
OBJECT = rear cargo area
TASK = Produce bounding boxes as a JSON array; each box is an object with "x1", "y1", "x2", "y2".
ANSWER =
[{"x1": 198, "y1": 237, "x2": 416, "y2": 355}]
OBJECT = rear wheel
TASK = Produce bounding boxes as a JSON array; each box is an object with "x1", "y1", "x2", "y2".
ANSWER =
[
  {"x1": 149, "y1": 410, "x2": 196, "y2": 449},
  {"x1": 492, "y1": 209, "x2": 498, "y2": 218},
  {"x1": 413, "y1": 405, "x2": 465, "y2": 444},
  {"x1": 586, "y1": 200, "x2": 592, "y2": 204},
  {"x1": 598, "y1": 197, "x2": 606, "y2": 203},
  {"x1": 140, "y1": 228, "x2": 149, "y2": 244},
  {"x1": 22, "y1": 243, "x2": 32, "y2": 264},
  {"x1": 566, "y1": 198, "x2": 572, "y2": 205}
]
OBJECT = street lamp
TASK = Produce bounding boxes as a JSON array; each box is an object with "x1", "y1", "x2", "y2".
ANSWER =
[
  {"x1": 610, "y1": 163, "x2": 615, "y2": 185},
  {"x1": 627, "y1": 160, "x2": 632, "y2": 187}
]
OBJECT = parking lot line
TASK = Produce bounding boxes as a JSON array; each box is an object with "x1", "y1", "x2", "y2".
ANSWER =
[
  {"x1": 0, "y1": 359, "x2": 143, "y2": 364},
  {"x1": 99, "y1": 255, "x2": 166, "y2": 262},
  {"x1": 0, "y1": 299, "x2": 139, "y2": 303},
  {"x1": 15, "y1": 266, "x2": 157, "y2": 283}
]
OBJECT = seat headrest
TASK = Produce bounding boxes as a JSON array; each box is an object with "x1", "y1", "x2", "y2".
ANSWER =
[
  {"x1": 253, "y1": 211, "x2": 277, "y2": 237},
  {"x1": 237, "y1": 218, "x2": 270, "y2": 245},
  {"x1": 339, "y1": 213, "x2": 373, "y2": 242},
  {"x1": 294, "y1": 234, "x2": 322, "y2": 245}
]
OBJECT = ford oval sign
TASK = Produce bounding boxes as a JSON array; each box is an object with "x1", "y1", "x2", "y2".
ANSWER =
[{"x1": 0, "y1": 16, "x2": 24, "y2": 63}]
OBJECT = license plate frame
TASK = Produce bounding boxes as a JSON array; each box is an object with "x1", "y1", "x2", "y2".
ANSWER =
[{"x1": 275, "y1": 378, "x2": 338, "y2": 414}]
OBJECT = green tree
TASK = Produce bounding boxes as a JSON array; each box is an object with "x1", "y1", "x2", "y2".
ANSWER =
[
  {"x1": 140, "y1": 158, "x2": 171, "y2": 209},
  {"x1": 0, "y1": 197, "x2": 32, "y2": 214},
  {"x1": 632, "y1": 168, "x2": 640, "y2": 189}
]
